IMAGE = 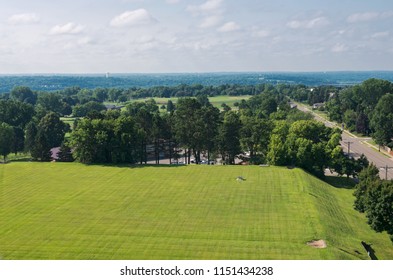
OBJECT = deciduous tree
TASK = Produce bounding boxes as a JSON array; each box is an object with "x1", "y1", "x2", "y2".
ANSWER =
[{"x1": 0, "y1": 122, "x2": 14, "y2": 162}]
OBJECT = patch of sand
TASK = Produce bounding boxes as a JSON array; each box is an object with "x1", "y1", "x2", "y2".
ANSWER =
[{"x1": 307, "y1": 239, "x2": 327, "y2": 248}]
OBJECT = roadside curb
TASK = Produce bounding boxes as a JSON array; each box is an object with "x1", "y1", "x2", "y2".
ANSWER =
[{"x1": 361, "y1": 141, "x2": 393, "y2": 160}]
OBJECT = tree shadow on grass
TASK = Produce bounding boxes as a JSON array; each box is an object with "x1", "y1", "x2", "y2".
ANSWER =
[
  {"x1": 86, "y1": 163, "x2": 186, "y2": 169},
  {"x1": 8, "y1": 158, "x2": 32, "y2": 162},
  {"x1": 361, "y1": 241, "x2": 378, "y2": 260},
  {"x1": 324, "y1": 176, "x2": 357, "y2": 189}
]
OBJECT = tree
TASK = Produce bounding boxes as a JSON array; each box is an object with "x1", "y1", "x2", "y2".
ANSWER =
[
  {"x1": 353, "y1": 163, "x2": 393, "y2": 241},
  {"x1": 353, "y1": 164, "x2": 380, "y2": 212},
  {"x1": 240, "y1": 115, "x2": 273, "y2": 164},
  {"x1": 343, "y1": 109, "x2": 357, "y2": 131},
  {"x1": 267, "y1": 134, "x2": 288, "y2": 165},
  {"x1": 93, "y1": 88, "x2": 108, "y2": 103},
  {"x1": 71, "y1": 116, "x2": 139, "y2": 164},
  {"x1": 70, "y1": 119, "x2": 96, "y2": 163},
  {"x1": 365, "y1": 181, "x2": 393, "y2": 239},
  {"x1": 221, "y1": 103, "x2": 231, "y2": 112},
  {"x1": 360, "y1": 78, "x2": 393, "y2": 108},
  {"x1": 370, "y1": 94, "x2": 393, "y2": 147},
  {"x1": 173, "y1": 98, "x2": 202, "y2": 164},
  {"x1": 218, "y1": 111, "x2": 241, "y2": 164},
  {"x1": 72, "y1": 101, "x2": 106, "y2": 117},
  {"x1": 108, "y1": 88, "x2": 123, "y2": 102},
  {"x1": 268, "y1": 119, "x2": 341, "y2": 177},
  {"x1": 199, "y1": 106, "x2": 220, "y2": 163},
  {"x1": 267, "y1": 121, "x2": 290, "y2": 166},
  {"x1": 57, "y1": 142, "x2": 74, "y2": 162},
  {"x1": 0, "y1": 122, "x2": 14, "y2": 162},
  {"x1": 36, "y1": 92, "x2": 72, "y2": 116},
  {"x1": 10, "y1": 86, "x2": 36, "y2": 104},
  {"x1": 38, "y1": 112, "x2": 69, "y2": 148},
  {"x1": 356, "y1": 111, "x2": 369, "y2": 135},
  {"x1": 31, "y1": 129, "x2": 52, "y2": 161},
  {"x1": 0, "y1": 100, "x2": 35, "y2": 128},
  {"x1": 248, "y1": 93, "x2": 278, "y2": 117},
  {"x1": 26, "y1": 113, "x2": 69, "y2": 161},
  {"x1": 76, "y1": 88, "x2": 94, "y2": 104},
  {"x1": 25, "y1": 121, "x2": 38, "y2": 153},
  {"x1": 11, "y1": 126, "x2": 25, "y2": 155},
  {"x1": 167, "y1": 100, "x2": 175, "y2": 113},
  {"x1": 326, "y1": 96, "x2": 343, "y2": 123}
]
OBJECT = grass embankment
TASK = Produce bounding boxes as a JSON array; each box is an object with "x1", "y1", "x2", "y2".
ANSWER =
[{"x1": 0, "y1": 163, "x2": 392, "y2": 260}]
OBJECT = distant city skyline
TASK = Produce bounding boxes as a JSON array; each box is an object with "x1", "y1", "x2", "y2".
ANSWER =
[{"x1": 1, "y1": 0, "x2": 393, "y2": 73}]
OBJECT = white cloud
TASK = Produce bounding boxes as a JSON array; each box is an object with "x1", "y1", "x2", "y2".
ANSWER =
[
  {"x1": 166, "y1": 0, "x2": 181, "y2": 4},
  {"x1": 7, "y1": 13, "x2": 40, "y2": 25},
  {"x1": 371, "y1": 31, "x2": 390, "y2": 39},
  {"x1": 77, "y1": 37, "x2": 93, "y2": 46},
  {"x1": 63, "y1": 37, "x2": 94, "y2": 50},
  {"x1": 381, "y1": 11, "x2": 393, "y2": 19},
  {"x1": 331, "y1": 43, "x2": 348, "y2": 53},
  {"x1": 218, "y1": 21, "x2": 240, "y2": 32},
  {"x1": 49, "y1": 22, "x2": 85, "y2": 35},
  {"x1": 110, "y1": 9, "x2": 157, "y2": 27},
  {"x1": 252, "y1": 29, "x2": 270, "y2": 38},
  {"x1": 287, "y1": 17, "x2": 329, "y2": 29},
  {"x1": 199, "y1": 15, "x2": 222, "y2": 28},
  {"x1": 187, "y1": 0, "x2": 224, "y2": 14},
  {"x1": 347, "y1": 12, "x2": 379, "y2": 23}
]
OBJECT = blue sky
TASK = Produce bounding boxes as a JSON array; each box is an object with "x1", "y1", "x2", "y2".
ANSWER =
[{"x1": 0, "y1": 0, "x2": 392, "y2": 73}]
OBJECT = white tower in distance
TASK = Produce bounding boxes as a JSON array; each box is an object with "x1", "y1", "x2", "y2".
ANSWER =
[{"x1": 106, "y1": 72, "x2": 110, "y2": 78}]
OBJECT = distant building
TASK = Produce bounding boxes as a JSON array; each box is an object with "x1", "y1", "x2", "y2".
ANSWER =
[
  {"x1": 50, "y1": 147, "x2": 60, "y2": 160},
  {"x1": 329, "y1": 92, "x2": 336, "y2": 98},
  {"x1": 312, "y1": 103, "x2": 325, "y2": 109},
  {"x1": 290, "y1": 103, "x2": 297, "y2": 109}
]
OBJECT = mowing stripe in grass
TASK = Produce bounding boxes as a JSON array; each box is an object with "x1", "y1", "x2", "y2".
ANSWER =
[{"x1": 0, "y1": 163, "x2": 392, "y2": 259}]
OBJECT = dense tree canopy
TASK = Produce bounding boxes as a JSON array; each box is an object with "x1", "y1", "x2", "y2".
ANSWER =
[
  {"x1": 0, "y1": 122, "x2": 14, "y2": 162},
  {"x1": 10, "y1": 86, "x2": 37, "y2": 105},
  {"x1": 0, "y1": 81, "x2": 383, "y2": 180},
  {"x1": 370, "y1": 94, "x2": 393, "y2": 147},
  {"x1": 354, "y1": 165, "x2": 393, "y2": 241},
  {"x1": 321, "y1": 79, "x2": 393, "y2": 138}
]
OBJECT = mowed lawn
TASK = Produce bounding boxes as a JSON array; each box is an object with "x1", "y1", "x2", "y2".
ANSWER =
[
  {"x1": 0, "y1": 163, "x2": 392, "y2": 260},
  {"x1": 129, "y1": 95, "x2": 251, "y2": 110}
]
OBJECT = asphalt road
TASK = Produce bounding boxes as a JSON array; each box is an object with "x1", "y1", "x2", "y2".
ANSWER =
[{"x1": 295, "y1": 103, "x2": 393, "y2": 180}]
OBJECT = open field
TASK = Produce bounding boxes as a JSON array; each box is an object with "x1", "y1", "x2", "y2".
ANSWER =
[
  {"x1": 60, "y1": 117, "x2": 77, "y2": 127},
  {"x1": 0, "y1": 163, "x2": 392, "y2": 260},
  {"x1": 128, "y1": 95, "x2": 252, "y2": 109}
]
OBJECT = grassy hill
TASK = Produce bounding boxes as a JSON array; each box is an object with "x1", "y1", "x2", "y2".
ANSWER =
[{"x1": 0, "y1": 163, "x2": 392, "y2": 260}]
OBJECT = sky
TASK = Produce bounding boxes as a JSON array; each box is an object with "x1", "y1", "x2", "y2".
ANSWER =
[{"x1": 0, "y1": 0, "x2": 393, "y2": 73}]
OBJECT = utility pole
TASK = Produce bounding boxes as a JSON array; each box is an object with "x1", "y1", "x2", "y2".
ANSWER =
[
  {"x1": 379, "y1": 165, "x2": 393, "y2": 180},
  {"x1": 343, "y1": 141, "x2": 354, "y2": 155}
]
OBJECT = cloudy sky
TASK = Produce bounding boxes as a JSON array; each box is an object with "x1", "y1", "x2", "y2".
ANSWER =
[{"x1": 0, "y1": 0, "x2": 392, "y2": 73}]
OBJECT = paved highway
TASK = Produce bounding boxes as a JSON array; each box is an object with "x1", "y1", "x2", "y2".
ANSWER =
[{"x1": 295, "y1": 103, "x2": 393, "y2": 180}]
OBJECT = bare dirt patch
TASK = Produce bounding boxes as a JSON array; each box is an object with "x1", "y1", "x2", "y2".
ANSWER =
[{"x1": 307, "y1": 239, "x2": 327, "y2": 248}]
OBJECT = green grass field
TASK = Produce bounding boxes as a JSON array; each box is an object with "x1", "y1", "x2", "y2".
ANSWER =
[
  {"x1": 1, "y1": 163, "x2": 392, "y2": 260},
  {"x1": 129, "y1": 95, "x2": 251, "y2": 110}
]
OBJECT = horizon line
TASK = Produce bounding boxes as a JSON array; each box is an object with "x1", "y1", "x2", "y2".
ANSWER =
[{"x1": 1, "y1": 70, "x2": 393, "y2": 76}]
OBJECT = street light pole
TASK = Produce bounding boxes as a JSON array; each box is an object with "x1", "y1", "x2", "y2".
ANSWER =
[
  {"x1": 379, "y1": 165, "x2": 393, "y2": 180},
  {"x1": 343, "y1": 141, "x2": 354, "y2": 155}
]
